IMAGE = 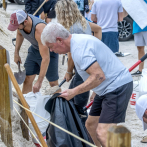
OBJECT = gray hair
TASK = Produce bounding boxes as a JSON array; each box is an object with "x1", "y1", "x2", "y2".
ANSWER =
[{"x1": 41, "y1": 22, "x2": 70, "y2": 45}]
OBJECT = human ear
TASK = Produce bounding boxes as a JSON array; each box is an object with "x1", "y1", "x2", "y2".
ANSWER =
[{"x1": 56, "y1": 37, "x2": 63, "y2": 44}]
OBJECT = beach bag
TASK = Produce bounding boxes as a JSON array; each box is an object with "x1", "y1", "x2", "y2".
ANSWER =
[
  {"x1": 23, "y1": 92, "x2": 51, "y2": 147},
  {"x1": 45, "y1": 93, "x2": 93, "y2": 147},
  {"x1": 139, "y1": 69, "x2": 147, "y2": 97}
]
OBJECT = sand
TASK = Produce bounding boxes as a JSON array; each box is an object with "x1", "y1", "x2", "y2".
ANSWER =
[{"x1": 0, "y1": 8, "x2": 147, "y2": 147}]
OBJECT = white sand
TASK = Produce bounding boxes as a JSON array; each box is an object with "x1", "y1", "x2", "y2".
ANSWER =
[{"x1": 0, "y1": 9, "x2": 147, "y2": 147}]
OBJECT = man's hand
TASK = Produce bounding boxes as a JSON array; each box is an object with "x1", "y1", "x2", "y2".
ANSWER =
[
  {"x1": 60, "y1": 89, "x2": 75, "y2": 101},
  {"x1": 14, "y1": 53, "x2": 22, "y2": 64},
  {"x1": 64, "y1": 72, "x2": 73, "y2": 82},
  {"x1": 33, "y1": 81, "x2": 42, "y2": 93},
  {"x1": 90, "y1": 92, "x2": 96, "y2": 102}
]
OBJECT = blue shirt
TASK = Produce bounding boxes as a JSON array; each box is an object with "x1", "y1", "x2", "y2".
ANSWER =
[
  {"x1": 133, "y1": 21, "x2": 147, "y2": 34},
  {"x1": 70, "y1": 34, "x2": 132, "y2": 96}
]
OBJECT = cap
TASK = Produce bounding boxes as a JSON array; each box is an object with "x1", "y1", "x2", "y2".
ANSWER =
[
  {"x1": 135, "y1": 94, "x2": 147, "y2": 130},
  {"x1": 8, "y1": 10, "x2": 27, "y2": 31}
]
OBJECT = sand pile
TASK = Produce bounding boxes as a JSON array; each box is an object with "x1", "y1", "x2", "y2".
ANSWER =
[{"x1": 1, "y1": 8, "x2": 147, "y2": 147}]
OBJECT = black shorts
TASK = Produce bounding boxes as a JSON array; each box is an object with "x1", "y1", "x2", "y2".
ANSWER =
[
  {"x1": 47, "y1": 8, "x2": 56, "y2": 18},
  {"x1": 24, "y1": 46, "x2": 59, "y2": 82},
  {"x1": 89, "y1": 81, "x2": 133, "y2": 123}
]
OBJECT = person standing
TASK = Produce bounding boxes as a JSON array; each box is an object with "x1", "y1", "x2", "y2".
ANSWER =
[
  {"x1": 131, "y1": 21, "x2": 147, "y2": 75},
  {"x1": 91, "y1": 0, "x2": 123, "y2": 53},
  {"x1": 7, "y1": 10, "x2": 59, "y2": 94}
]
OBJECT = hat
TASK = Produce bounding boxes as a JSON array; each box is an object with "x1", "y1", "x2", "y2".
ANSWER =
[
  {"x1": 135, "y1": 94, "x2": 147, "y2": 130},
  {"x1": 8, "y1": 10, "x2": 27, "y2": 31}
]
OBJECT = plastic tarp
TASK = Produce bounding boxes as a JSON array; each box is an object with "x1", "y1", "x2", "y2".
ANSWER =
[
  {"x1": 45, "y1": 93, "x2": 94, "y2": 147},
  {"x1": 121, "y1": 0, "x2": 147, "y2": 29}
]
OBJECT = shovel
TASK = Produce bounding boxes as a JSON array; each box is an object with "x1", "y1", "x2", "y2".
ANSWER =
[{"x1": 14, "y1": 62, "x2": 26, "y2": 85}]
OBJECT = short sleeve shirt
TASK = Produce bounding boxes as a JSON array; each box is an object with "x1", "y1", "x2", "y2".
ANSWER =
[
  {"x1": 70, "y1": 34, "x2": 132, "y2": 96},
  {"x1": 91, "y1": 0, "x2": 123, "y2": 32}
]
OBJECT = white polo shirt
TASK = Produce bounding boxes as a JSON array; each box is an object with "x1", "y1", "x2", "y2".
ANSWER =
[
  {"x1": 70, "y1": 34, "x2": 132, "y2": 96},
  {"x1": 91, "y1": 0, "x2": 123, "y2": 32}
]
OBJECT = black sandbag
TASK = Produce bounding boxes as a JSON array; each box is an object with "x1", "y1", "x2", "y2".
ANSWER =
[{"x1": 45, "y1": 94, "x2": 93, "y2": 147}]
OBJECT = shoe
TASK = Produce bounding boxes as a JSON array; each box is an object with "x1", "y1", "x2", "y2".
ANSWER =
[
  {"x1": 131, "y1": 70, "x2": 142, "y2": 76},
  {"x1": 141, "y1": 136, "x2": 147, "y2": 143}
]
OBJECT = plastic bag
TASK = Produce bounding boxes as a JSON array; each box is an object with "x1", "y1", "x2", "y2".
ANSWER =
[
  {"x1": 23, "y1": 92, "x2": 51, "y2": 146},
  {"x1": 45, "y1": 93, "x2": 94, "y2": 147},
  {"x1": 130, "y1": 81, "x2": 139, "y2": 108},
  {"x1": 139, "y1": 69, "x2": 147, "y2": 96}
]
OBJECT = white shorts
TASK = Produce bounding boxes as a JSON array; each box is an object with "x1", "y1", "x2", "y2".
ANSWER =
[{"x1": 134, "y1": 31, "x2": 147, "y2": 46}]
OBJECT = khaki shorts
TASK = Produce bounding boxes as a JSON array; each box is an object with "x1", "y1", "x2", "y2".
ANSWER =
[{"x1": 134, "y1": 31, "x2": 147, "y2": 46}]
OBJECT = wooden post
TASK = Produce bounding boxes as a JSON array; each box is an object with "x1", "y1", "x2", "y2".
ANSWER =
[
  {"x1": 4, "y1": 63, "x2": 48, "y2": 147},
  {"x1": 107, "y1": 125, "x2": 131, "y2": 147},
  {"x1": 13, "y1": 92, "x2": 29, "y2": 140},
  {"x1": 0, "y1": 46, "x2": 13, "y2": 147}
]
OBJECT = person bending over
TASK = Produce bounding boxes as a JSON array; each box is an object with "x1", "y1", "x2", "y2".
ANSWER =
[
  {"x1": 55, "y1": 0, "x2": 102, "y2": 125},
  {"x1": 41, "y1": 22, "x2": 133, "y2": 147},
  {"x1": 8, "y1": 10, "x2": 59, "y2": 94}
]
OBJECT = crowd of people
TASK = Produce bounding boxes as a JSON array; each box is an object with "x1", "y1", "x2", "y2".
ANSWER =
[{"x1": 7, "y1": 0, "x2": 147, "y2": 146}]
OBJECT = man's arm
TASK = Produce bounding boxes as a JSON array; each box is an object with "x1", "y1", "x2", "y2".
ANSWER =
[
  {"x1": 118, "y1": 1, "x2": 124, "y2": 22},
  {"x1": 73, "y1": 62, "x2": 105, "y2": 95},
  {"x1": 14, "y1": 29, "x2": 24, "y2": 64},
  {"x1": 34, "y1": 23, "x2": 50, "y2": 93},
  {"x1": 89, "y1": 22, "x2": 102, "y2": 40},
  {"x1": 60, "y1": 62, "x2": 105, "y2": 100},
  {"x1": 118, "y1": 12, "x2": 123, "y2": 22},
  {"x1": 123, "y1": 8, "x2": 128, "y2": 18},
  {"x1": 91, "y1": 14, "x2": 97, "y2": 22}
]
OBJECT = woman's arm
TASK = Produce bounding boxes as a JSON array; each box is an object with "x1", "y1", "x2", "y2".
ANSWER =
[
  {"x1": 64, "y1": 52, "x2": 75, "y2": 82},
  {"x1": 89, "y1": 22, "x2": 102, "y2": 40}
]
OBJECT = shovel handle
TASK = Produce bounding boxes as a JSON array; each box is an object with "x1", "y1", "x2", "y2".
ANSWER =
[
  {"x1": 59, "y1": 79, "x2": 66, "y2": 87},
  {"x1": 33, "y1": 0, "x2": 47, "y2": 16},
  {"x1": 59, "y1": 72, "x2": 75, "y2": 87},
  {"x1": 4, "y1": 63, "x2": 47, "y2": 147},
  {"x1": 18, "y1": 61, "x2": 21, "y2": 72}
]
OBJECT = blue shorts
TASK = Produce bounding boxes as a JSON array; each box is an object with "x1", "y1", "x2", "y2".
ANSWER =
[
  {"x1": 24, "y1": 46, "x2": 59, "y2": 82},
  {"x1": 102, "y1": 32, "x2": 119, "y2": 53}
]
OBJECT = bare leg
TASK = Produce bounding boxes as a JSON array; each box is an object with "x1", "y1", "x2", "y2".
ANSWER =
[
  {"x1": 85, "y1": 115, "x2": 101, "y2": 147},
  {"x1": 45, "y1": 18, "x2": 52, "y2": 24},
  {"x1": 22, "y1": 75, "x2": 36, "y2": 94},
  {"x1": 137, "y1": 46, "x2": 145, "y2": 72},
  {"x1": 49, "y1": 80, "x2": 61, "y2": 93},
  {"x1": 96, "y1": 123, "x2": 116, "y2": 147}
]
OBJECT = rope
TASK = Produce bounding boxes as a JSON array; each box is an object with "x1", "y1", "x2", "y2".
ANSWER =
[
  {"x1": 13, "y1": 106, "x2": 43, "y2": 147},
  {"x1": 13, "y1": 99, "x2": 96, "y2": 147}
]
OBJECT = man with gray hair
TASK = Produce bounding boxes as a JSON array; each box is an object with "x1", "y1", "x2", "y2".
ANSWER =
[{"x1": 41, "y1": 22, "x2": 133, "y2": 147}]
